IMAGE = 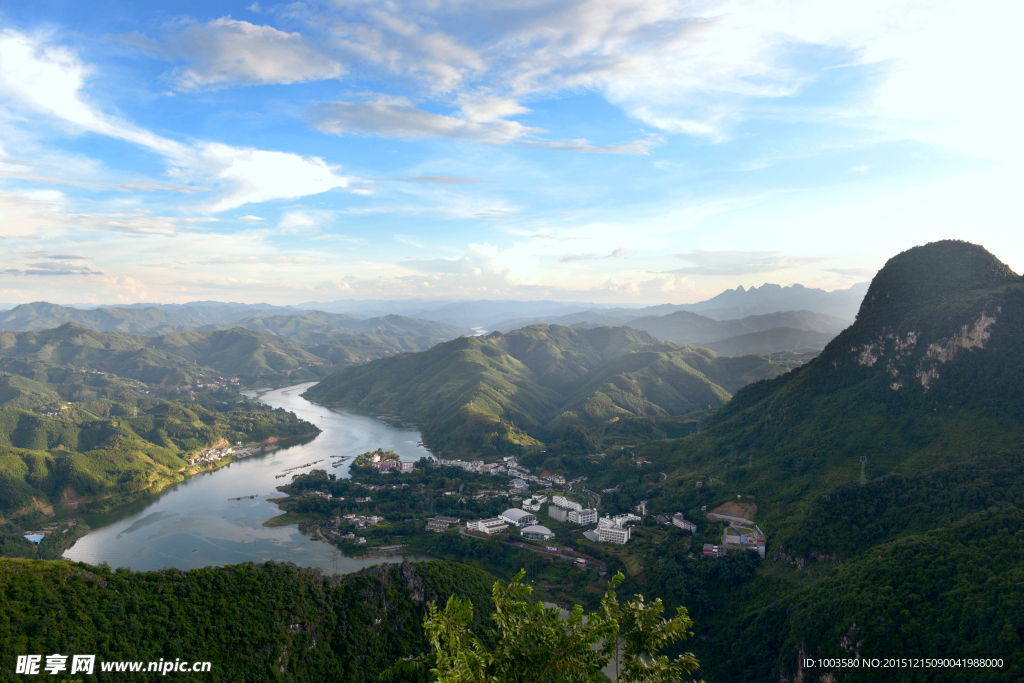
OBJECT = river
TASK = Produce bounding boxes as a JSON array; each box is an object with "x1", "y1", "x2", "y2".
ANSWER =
[{"x1": 63, "y1": 383, "x2": 433, "y2": 573}]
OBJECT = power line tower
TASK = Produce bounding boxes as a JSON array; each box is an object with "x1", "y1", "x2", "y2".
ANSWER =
[
  {"x1": 748, "y1": 452, "x2": 753, "y2": 467},
  {"x1": 860, "y1": 456, "x2": 867, "y2": 484},
  {"x1": 331, "y1": 545, "x2": 339, "y2": 576}
]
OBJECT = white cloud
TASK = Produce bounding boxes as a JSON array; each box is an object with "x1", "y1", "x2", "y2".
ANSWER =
[
  {"x1": 669, "y1": 249, "x2": 825, "y2": 276},
  {"x1": 0, "y1": 28, "x2": 356, "y2": 212}
]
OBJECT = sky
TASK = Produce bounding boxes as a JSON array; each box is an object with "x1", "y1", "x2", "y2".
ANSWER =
[{"x1": 0, "y1": 0, "x2": 1020, "y2": 306}]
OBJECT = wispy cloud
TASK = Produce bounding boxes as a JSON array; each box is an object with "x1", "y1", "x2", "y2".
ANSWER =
[
  {"x1": 112, "y1": 18, "x2": 344, "y2": 90},
  {"x1": 668, "y1": 249, "x2": 824, "y2": 276}
]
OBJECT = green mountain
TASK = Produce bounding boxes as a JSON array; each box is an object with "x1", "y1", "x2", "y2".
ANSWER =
[
  {"x1": 0, "y1": 362, "x2": 319, "y2": 518},
  {"x1": 623, "y1": 240, "x2": 1024, "y2": 680},
  {"x1": 0, "y1": 323, "x2": 334, "y2": 385},
  {"x1": 704, "y1": 326, "x2": 836, "y2": 355},
  {"x1": 0, "y1": 302, "x2": 198, "y2": 335},
  {"x1": 304, "y1": 324, "x2": 797, "y2": 457},
  {"x1": 0, "y1": 558, "x2": 493, "y2": 682}
]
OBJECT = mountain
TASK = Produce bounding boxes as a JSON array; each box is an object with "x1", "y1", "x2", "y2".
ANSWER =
[
  {"x1": 303, "y1": 324, "x2": 796, "y2": 457},
  {"x1": 614, "y1": 309, "x2": 848, "y2": 349},
  {"x1": 624, "y1": 240, "x2": 1024, "y2": 680},
  {"x1": 207, "y1": 311, "x2": 467, "y2": 348},
  {"x1": 0, "y1": 361, "x2": 319, "y2": 517},
  {"x1": 0, "y1": 302, "x2": 199, "y2": 335},
  {"x1": 0, "y1": 324, "x2": 333, "y2": 385},
  {"x1": 703, "y1": 326, "x2": 836, "y2": 356},
  {"x1": 681, "y1": 281, "x2": 868, "y2": 320},
  {"x1": 91, "y1": 300, "x2": 308, "y2": 324}
]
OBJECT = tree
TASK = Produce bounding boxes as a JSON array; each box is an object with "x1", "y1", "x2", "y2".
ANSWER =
[{"x1": 384, "y1": 570, "x2": 702, "y2": 683}]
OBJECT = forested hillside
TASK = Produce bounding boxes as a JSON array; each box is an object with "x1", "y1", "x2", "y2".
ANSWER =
[
  {"x1": 0, "y1": 559, "x2": 494, "y2": 682},
  {"x1": 603, "y1": 240, "x2": 1024, "y2": 680},
  {"x1": 0, "y1": 360, "x2": 319, "y2": 520},
  {"x1": 304, "y1": 324, "x2": 798, "y2": 457}
]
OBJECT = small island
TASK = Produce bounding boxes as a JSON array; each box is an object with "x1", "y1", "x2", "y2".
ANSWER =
[{"x1": 351, "y1": 448, "x2": 400, "y2": 468}]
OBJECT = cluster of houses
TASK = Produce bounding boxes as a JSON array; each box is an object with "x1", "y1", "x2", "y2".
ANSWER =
[
  {"x1": 186, "y1": 445, "x2": 234, "y2": 466},
  {"x1": 371, "y1": 459, "x2": 416, "y2": 473},
  {"x1": 34, "y1": 404, "x2": 69, "y2": 418}
]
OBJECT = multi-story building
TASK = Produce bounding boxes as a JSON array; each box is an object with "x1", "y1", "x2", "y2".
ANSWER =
[
  {"x1": 552, "y1": 495, "x2": 582, "y2": 511},
  {"x1": 671, "y1": 514, "x2": 697, "y2": 533},
  {"x1": 568, "y1": 508, "x2": 598, "y2": 525},
  {"x1": 548, "y1": 505, "x2": 569, "y2": 522},
  {"x1": 521, "y1": 498, "x2": 542, "y2": 511},
  {"x1": 597, "y1": 525, "x2": 630, "y2": 544},
  {"x1": 472, "y1": 518, "x2": 510, "y2": 535}
]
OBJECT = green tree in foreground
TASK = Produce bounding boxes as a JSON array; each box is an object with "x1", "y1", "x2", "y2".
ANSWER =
[{"x1": 385, "y1": 570, "x2": 701, "y2": 683}]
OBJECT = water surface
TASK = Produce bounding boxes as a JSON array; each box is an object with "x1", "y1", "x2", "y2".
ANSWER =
[{"x1": 64, "y1": 383, "x2": 433, "y2": 573}]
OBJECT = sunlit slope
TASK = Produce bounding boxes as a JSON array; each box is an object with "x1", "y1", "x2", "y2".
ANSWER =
[
  {"x1": 305, "y1": 324, "x2": 780, "y2": 457},
  {"x1": 0, "y1": 364, "x2": 319, "y2": 516},
  {"x1": 642, "y1": 240, "x2": 1024, "y2": 554}
]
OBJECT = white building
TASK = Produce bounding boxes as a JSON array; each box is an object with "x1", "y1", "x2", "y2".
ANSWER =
[
  {"x1": 520, "y1": 525, "x2": 555, "y2": 541},
  {"x1": 500, "y1": 509, "x2": 537, "y2": 527},
  {"x1": 548, "y1": 505, "x2": 569, "y2": 522},
  {"x1": 597, "y1": 525, "x2": 630, "y2": 544},
  {"x1": 671, "y1": 514, "x2": 697, "y2": 533},
  {"x1": 472, "y1": 518, "x2": 510, "y2": 535},
  {"x1": 547, "y1": 474, "x2": 566, "y2": 485},
  {"x1": 521, "y1": 498, "x2": 542, "y2": 511},
  {"x1": 552, "y1": 495, "x2": 582, "y2": 511},
  {"x1": 569, "y1": 508, "x2": 598, "y2": 525},
  {"x1": 613, "y1": 513, "x2": 641, "y2": 526}
]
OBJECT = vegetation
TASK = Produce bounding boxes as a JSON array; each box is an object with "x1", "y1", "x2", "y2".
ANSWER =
[
  {"x1": 386, "y1": 570, "x2": 701, "y2": 683},
  {"x1": 0, "y1": 558, "x2": 494, "y2": 682},
  {"x1": 304, "y1": 324, "x2": 801, "y2": 457},
  {"x1": 0, "y1": 359, "x2": 319, "y2": 523}
]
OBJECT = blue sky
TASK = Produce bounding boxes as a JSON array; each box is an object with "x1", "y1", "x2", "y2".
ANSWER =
[{"x1": 0, "y1": 0, "x2": 1019, "y2": 305}]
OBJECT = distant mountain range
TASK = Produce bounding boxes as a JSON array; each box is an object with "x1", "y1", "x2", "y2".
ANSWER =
[{"x1": 0, "y1": 280, "x2": 867, "y2": 361}]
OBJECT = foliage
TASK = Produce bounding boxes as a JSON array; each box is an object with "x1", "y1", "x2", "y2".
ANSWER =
[
  {"x1": 386, "y1": 570, "x2": 701, "y2": 683},
  {"x1": 305, "y1": 324, "x2": 784, "y2": 457},
  {"x1": 0, "y1": 558, "x2": 494, "y2": 682}
]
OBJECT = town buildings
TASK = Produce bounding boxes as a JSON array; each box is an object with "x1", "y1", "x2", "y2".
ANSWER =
[
  {"x1": 426, "y1": 516, "x2": 460, "y2": 533},
  {"x1": 568, "y1": 508, "x2": 598, "y2": 525},
  {"x1": 671, "y1": 514, "x2": 697, "y2": 533},
  {"x1": 520, "y1": 525, "x2": 555, "y2": 541},
  {"x1": 548, "y1": 505, "x2": 569, "y2": 522},
  {"x1": 471, "y1": 518, "x2": 510, "y2": 534},
  {"x1": 500, "y1": 509, "x2": 537, "y2": 527},
  {"x1": 551, "y1": 496, "x2": 582, "y2": 511}
]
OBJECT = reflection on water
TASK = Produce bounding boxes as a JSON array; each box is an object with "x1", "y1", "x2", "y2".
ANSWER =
[{"x1": 64, "y1": 383, "x2": 434, "y2": 574}]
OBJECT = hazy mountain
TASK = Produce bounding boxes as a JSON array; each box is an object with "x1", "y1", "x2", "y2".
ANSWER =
[
  {"x1": 682, "y1": 281, "x2": 869, "y2": 320},
  {"x1": 703, "y1": 326, "x2": 837, "y2": 355},
  {"x1": 298, "y1": 299, "x2": 636, "y2": 328},
  {"x1": 85, "y1": 300, "x2": 308, "y2": 324},
  {"x1": 0, "y1": 302, "x2": 199, "y2": 335},
  {"x1": 304, "y1": 324, "x2": 793, "y2": 457},
  {"x1": 622, "y1": 309, "x2": 850, "y2": 347},
  {"x1": 206, "y1": 311, "x2": 467, "y2": 346}
]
